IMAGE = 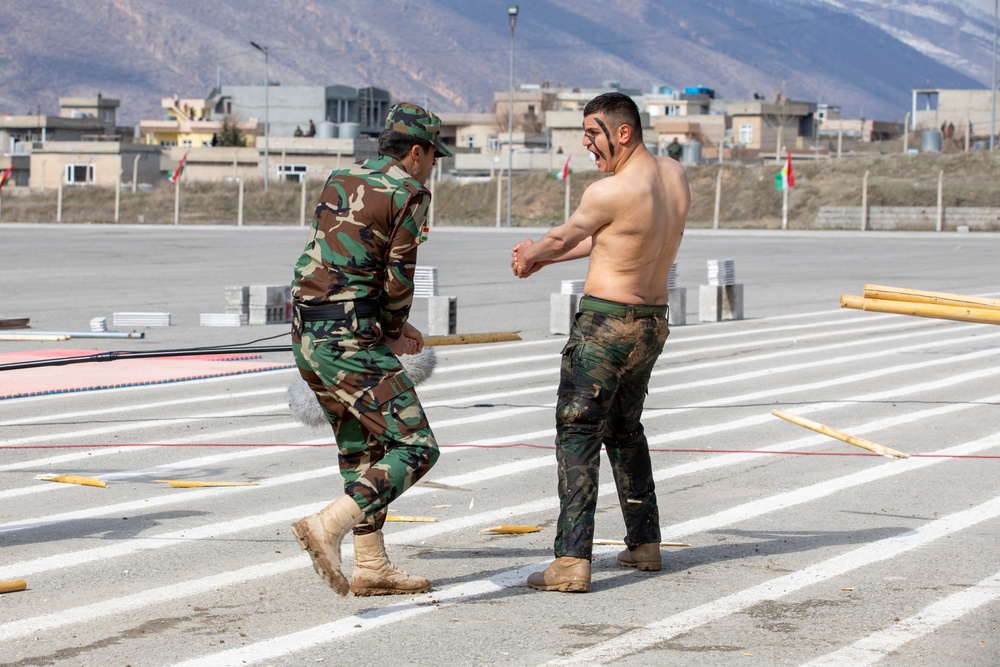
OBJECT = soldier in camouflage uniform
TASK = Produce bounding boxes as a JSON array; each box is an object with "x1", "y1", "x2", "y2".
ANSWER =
[
  {"x1": 512, "y1": 92, "x2": 689, "y2": 592},
  {"x1": 289, "y1": 102, "x2": 452, "y2": 597}
]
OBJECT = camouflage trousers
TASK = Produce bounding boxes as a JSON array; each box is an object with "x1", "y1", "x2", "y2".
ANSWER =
[
  {"x1": 554, "y1": 297, "x2": 669, "y2": 560},
  {"x1": 291, "y1": 308, "x2": 439, "y2": 535}
]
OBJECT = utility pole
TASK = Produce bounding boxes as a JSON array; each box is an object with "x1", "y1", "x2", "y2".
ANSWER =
[{"x1": 250, "y1": 41, "x2": 270, "y2": 190}]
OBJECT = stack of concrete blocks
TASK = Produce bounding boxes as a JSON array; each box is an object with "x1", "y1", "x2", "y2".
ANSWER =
[
  {"x1": 221, "y1": 285, "x2": 290, "y2": 326},
  {"x1": 113, "y1": 312, "x2": 171, "y2": 327},
  {"x1": 550, "y1": 279, "x2": 584, "y2": 335},
  {"x1": 415, "y1": 266, "x2": 456, "y2": 336},
  {"x1": 214, "y1": 285, "x2": 251, "y2": 327},
  {"x1": 699, "y1": 259, "x2": 744, "y2": 322},
  {"x1": 248, "y1": 285, "x2": 292, "y2": 325},
  {"x1": 667, "y1": 263, "x2": 686, "y2": 326}
]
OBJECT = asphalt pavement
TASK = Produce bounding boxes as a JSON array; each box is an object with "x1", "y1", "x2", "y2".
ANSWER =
[{"x1": 2, "y1": 223, "x2": 1000, "y2": 666}]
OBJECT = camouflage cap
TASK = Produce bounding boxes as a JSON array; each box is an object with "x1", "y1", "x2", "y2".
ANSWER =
[{"x1": 384, "y1": 102, "x2": 453, "y2": 158}]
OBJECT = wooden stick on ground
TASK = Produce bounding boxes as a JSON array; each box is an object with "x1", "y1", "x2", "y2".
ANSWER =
[
  {"x1": 862, "y1": 285, "x2": 1000, "y2": 311},
  {"x1": 0, "y1": 580, "x2": 27, "y2": 594},
  {"x1": 841, "y1": 295, "x2": 1000, "y2": 326},
  {"x1": 771, "y1": 409, "x2": 909, "y2": 459},
  {"x1": 424, "y1": 331, "x2": 521, "y2": 346}
]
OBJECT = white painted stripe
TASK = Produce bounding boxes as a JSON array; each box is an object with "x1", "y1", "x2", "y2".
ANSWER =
[
  {"x1": 163, "y1": 467, "x2": 1000, "y2": 667},
  {"x1": 2, "y1": 315, "x2": 966, "y2": 469},
  {"x1": 1, "y1": 403, "x2": 287, "y2": 447},
  {"x1": 0, "y1": 387, "x2": 284, "y2": 427},
  {"x1": 544, "y1": 494, "x2": 1000, "y2": 666},
  {"x1": 3, "y1": 427, "x2": 995, "y2": 646},
  {"x1": 799, "y1": 571, "x2": 1000, "y2": 667}
]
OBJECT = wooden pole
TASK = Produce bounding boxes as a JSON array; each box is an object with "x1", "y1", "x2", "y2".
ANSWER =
[
  {"x1": 425, "y1": 331, "x2": 521, "y2": 346},
  {"x1": 772, "y1": 409, "x2": 909, "y2": 458},
  {"x1": 841, "y1": 294, "x2": 1000, "y2": 325},
  {"x1": 862, "y1": 285, "x2": 1000, "y2": 311},
  {"x1": 936, "y1": 169, "x2": 944, "y2": 232},
  {"x1": 0, "y1": 580, "x2": 27, "y2": 594},
  {"x1": 861, "y1": 169, "x2": 869, "y2": 230},
  {"x1": 300, "y1": 176, "x2": 308, "y2": 227},
  {"x1": 114, "y1": 179, "x2": 121, "y2": 223},
  {"x1": 237, "y1": 177, "x2": 244, "y2": 227},
  {"x1": 495, "y1": 168, "x2": 503, "y2": 228},
  {"x1": 57, "y1": 179, "x2": 63, "y2": 223},
  {"x1": 713, "y1": 168, "x2": 722, "y2": 230}
]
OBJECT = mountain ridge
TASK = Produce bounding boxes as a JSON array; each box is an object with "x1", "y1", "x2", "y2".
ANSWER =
[{"x1": 0, "y1": 0, "x2": 994, "y2": 125}]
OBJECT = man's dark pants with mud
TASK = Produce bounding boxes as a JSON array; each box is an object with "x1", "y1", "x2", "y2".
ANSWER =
[{"x1": 553, "y1": 295, "x2": 669, "y2": 560}]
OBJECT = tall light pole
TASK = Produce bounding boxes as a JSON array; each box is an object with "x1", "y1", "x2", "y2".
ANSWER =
[
  {"x1": 250, "y1": 41, "x2": 270, "y2": 189},
  {"x1": 992, "y1": 0, "x2": 997, "y2": 151},
  {"x1": 506, "y1": 5, "x2": 518, "y2": 227}
]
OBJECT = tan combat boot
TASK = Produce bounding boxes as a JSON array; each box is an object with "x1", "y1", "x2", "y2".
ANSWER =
[
  {"x1": 350, "y1": 530, "x2": 431, "y2": 596},
  {"x1": 290, "y1": 495, "x2": 365, "y2": 596},
  {"x1": 526, "y1": 556, "x2": 591, "y2": 593},
  {"x1": 617, "y1": 542, "x2": 661, "y2": 571}
]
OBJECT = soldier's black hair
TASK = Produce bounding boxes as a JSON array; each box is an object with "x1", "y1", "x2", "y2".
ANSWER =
[
  {"x1": 378, "y1": 129, "x2": 434, "y2": 160},
  {"x1": 583, "y1": 92, "x2": 643, "y2": 143}
]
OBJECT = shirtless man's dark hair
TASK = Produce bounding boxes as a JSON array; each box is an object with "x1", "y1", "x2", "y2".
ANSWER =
[{"x1": 582, "y1": 92, "x2": 643, "y2": 144}]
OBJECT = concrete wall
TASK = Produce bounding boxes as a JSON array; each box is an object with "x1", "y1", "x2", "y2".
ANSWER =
[{"x1": 814, "y1": 205, "x2": 1000, "y2": 232}]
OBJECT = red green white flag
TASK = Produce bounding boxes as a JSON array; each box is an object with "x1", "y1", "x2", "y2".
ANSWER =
[
  {"x1": 168, "y1": 153, "x2": 188, "y2": 183},
  {"x1": 551, "y1": 156, "x2": 571, "y2": 180},
  {"x1": 775, "y1": 151, "x2": 795, "y2": 191},
  {"x1": 0, "y1": 165, "x2": 13, "y2": 190}
]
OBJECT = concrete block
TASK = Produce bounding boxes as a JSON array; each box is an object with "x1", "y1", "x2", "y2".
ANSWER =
[
  {"x1": 225, "y1": 285, "x2": 250, "y2": 316},
  {"x1": 550, "y1": 293, "x2": 581, "y2": 335},
  {"x1": 668, "y1": 287, "x2": 686, "y2": 326},
  {"x1": 248, "y1": 285, "x2": 292, "y2": 325},
  {"x1": 428, "y1": 295, "x2": 457, "y2": 336},
  {"x1": 699, "y1": 284, "x2": 744, "y2": 322}
]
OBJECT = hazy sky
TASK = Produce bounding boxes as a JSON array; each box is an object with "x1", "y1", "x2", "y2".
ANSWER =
[{"x1": 966, "y1": 0, "x2": 996, "y2": 15}]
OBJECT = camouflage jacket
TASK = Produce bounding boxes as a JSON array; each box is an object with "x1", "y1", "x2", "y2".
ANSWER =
[{"x1": 291, "y1": 155, "x2": 430, "y2": 339}]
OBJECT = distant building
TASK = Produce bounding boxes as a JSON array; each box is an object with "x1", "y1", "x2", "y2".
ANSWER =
[
  {"x1": 207, "y1": 85, "x2": 393, "y2": 138},
  {"x1": 0, "y1": 95, "x2": 163, "y2": 190},
  {"x1": 1, "y1": 95, "x2": 128, "y2": 156},
  {"x1": 912, "y1": 88, "x2": 998, "y2": 143},
  {"x1": 726, "y1": 98, "x2": 818, "y2": 156},
  {"x1": 139, "y1": 96, "x2": 259, "y2": 150},
  {"x1": 29, "y1": 141, "x2": 161, "y2": 190}
]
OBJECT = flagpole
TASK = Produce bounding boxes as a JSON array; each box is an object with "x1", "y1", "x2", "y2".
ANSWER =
[
  {"x1": 782, "y1": 186, "x2": 788, "y2": 230},
  {"x1": 174, "y1": 173, "x2": 180, "y2": 225},
  {"x1": 564, "y1": 169, "x2": 571, "y2": 219}
]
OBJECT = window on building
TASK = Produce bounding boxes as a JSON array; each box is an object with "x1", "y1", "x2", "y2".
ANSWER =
[
  {"x1": 65, "y1": 163, "x2": 95, "y2": 185},
  {"x1": 278, "y1": 163, "x2": 308, "y2": 183},
  {"x1": 739, "y1": 123, "x2": 753, "y2": 144},
  {"x1": 467, "y1": 135, "x2": 475, "y2": 148},
  {"x1": 181, "y1": 139, "x2": 192, "y2": 148},
  {"x1": 488, "y1": 136, "x2": 500, "y2": 152}
]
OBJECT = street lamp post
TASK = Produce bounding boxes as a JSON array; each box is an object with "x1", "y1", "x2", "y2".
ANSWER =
[
  {"x1": 250, "y1": 41, "x2": 270, "y2": 189},
  {"x1": 506, "y1": 5, "x2": 518, "y2": 227}
]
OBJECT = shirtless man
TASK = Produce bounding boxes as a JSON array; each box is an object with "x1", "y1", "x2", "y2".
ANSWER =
[{"x1": 511, "y1": 92, "x2": 689, "y2": 593}]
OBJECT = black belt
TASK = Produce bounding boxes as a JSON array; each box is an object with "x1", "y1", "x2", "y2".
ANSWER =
[{"x1": 297, "y1": 300, "x2": 380, "y2": 321}]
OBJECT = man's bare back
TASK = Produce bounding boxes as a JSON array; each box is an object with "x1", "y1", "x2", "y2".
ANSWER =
[{"x1": 512, "y1": 108, "x2": 689, "y2": 306}]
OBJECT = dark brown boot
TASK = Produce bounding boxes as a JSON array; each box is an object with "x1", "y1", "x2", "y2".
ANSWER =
[
  {"x1": 290, "y1": 495, "x2": 364, "y2": 595},
  {"x1": 527, "y1": 557, "x2": 591, "y2": 593},
  {"x1": 351, "y1": 530, "x2": 431, "y2": 596},
  {"x1": 617, "y1": 542, "x2": 661, "y2": 571}
]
